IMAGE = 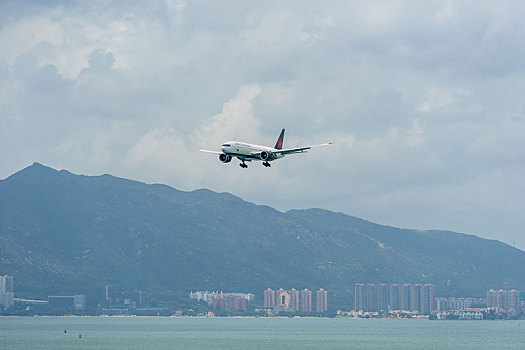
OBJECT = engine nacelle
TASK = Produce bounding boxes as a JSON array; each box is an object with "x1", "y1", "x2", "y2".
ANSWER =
[
  {"x1": 260, "y1": 151, "x2": 273, "y2": 161},
  {"x1": 219, "y1": 153, "x2": 232, "y2": 163}
]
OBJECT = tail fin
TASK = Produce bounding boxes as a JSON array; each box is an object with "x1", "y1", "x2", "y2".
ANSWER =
[{"x1": 274, "y1": 129, "x2": 285, "y2": 150}]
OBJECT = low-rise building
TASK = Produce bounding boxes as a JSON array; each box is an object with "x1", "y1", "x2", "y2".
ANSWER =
[
  {"x1": 190, "y1": 291, "x2": 254, "y2": 306},
  {"x1": 436, "y1": 310, "x2": 484, "y2": 320},
  {"x1": 48, "y1": 295, "x2": 86, "y2": 310},
  {"x1": 214, "y1": 295, "x2": 246, "y2": 310}
]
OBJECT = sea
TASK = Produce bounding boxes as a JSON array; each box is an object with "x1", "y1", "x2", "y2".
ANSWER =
[{"x1": 0, "y1": 316, "x2": 524, "y2": 349}]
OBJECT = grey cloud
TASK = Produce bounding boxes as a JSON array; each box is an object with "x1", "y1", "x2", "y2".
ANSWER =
[
  {"x1": 86, "y1": 49, "x2": 115, "y2": 71},
  {"x1": 1, "y1": 0, "x2": 524, "y2": 249}
]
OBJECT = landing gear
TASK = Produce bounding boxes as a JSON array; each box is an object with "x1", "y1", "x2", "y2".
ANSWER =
[
  {"x1": 239, "y1": 161, "x2": 248, "y2": 168},
  {"x1": 263, "y1": 162, "x2": 271, "y2": 167}
]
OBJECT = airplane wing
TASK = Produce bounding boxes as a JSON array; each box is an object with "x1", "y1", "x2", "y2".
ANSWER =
[
  {"x1": 200, "y1": 149, "x2": 222, "y2": 154},
  {"x1": 275, "y1": 142, "x2": 333, "y2": 156},
  {"x1": 250, "y1": 142, "x2": 333, "y2": 157}
]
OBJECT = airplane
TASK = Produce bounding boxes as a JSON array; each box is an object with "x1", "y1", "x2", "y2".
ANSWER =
[{"x1": 200, "y1": 129, "x2": 333, "y2": 168}]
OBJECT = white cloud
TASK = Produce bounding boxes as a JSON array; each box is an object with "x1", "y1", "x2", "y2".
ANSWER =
[
  {"x1": 124, "y1": 126, "x2": 186, "y2": 169},
  {"x1": 416, "y1": 87, "x2": 471, "y2": 113},
  {"x1": 122, "y1": 85, "x2": 267, "y2": 187},
  {"x1": 434, "y1": 0, "x2": 458, "y2": 24},
  {"x1": 197, "y1": 85, "x2": 263, "y2": 148},
  {"x1": 0, "y1": 16, "x2": 64, "y2": 64}
]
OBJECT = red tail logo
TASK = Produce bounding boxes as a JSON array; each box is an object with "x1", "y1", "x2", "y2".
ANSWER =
[{"x1": 274, "y1": 129, "x2": 285, "y2": 150}]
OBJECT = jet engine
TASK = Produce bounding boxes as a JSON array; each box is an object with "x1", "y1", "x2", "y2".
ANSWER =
[
  {"x1": 219, "y1": 153, "x2": 232, "y2": 163},
  {"x1": 259, "y1": 151, "x2": 274, "y2": 161}
]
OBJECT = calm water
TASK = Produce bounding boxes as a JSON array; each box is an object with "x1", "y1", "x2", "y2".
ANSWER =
[{"x1": 0, "y1": 316, "x2": 524, "y2": 349}]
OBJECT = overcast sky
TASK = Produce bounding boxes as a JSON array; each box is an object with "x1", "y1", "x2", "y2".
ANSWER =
[{"x1": 1, "y1": 0, "x2": 524, "y2": 249}]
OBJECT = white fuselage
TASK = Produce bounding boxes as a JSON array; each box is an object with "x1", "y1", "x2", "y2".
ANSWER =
[{"x1": 221, "y1": 141, "x2": 283, "y2": 161}]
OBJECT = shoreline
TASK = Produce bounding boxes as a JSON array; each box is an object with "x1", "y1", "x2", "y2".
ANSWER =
[{"x1": 1, "y1": 315, "x2": 517, "y2": 321}]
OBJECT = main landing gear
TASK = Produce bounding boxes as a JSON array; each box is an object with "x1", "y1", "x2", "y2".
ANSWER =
[
  {"x1": 239, "y1": 161, "x2": 248, "y2": 168},
  {"x1": 263, "y1": 162, "x2": 271, "y2": 167}
]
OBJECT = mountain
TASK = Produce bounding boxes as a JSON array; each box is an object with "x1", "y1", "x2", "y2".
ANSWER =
[{"x1": 1, "y1": 163, "x2": 524, "y2": 309}]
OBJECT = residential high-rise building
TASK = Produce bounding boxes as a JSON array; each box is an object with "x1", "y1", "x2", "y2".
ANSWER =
[
  {"x1": 264, "y1": 288, "x2": 275, "y2": 308},
  {"x1": 355, "y1": 284, "x2": 390, "y2": 312},
  {"x1": 316, "y1": 289, "x2": 328, "y2": 312},
  {"x1": 411, "y1": 284, "x2": 423, "y2": 312},
  {"x1": 354, "y1": 283, "x2": 436, "y2": 314},
  {"x1": 422, "y1": 284, "x2": 435, "y2": 314},
  {"x1": 497, "y1": 289, "x2": 507, "y2": 310},
  {"x1": 389, "y1": 284, "x2": 402, "y2": 310},
  {"x1": 267, "y1": 287, "x2": 328, "y2": 313},
  {"x1": 275, "y1": 288, "x2": 290, "y2": 311},
  {"x1": 0, "y1": 275, "x2": 14, "y2": 293},
  {"x1": 402, "y1": 284, "x2": 412, "y2": 311},
  {"x1": 104, "y1": 285, "x2": 111, "y2": 306},
  {"x1": 377, "y1": 284, "x2": 388, "y2": 311},
  {"x1": 487, "y1": 289, "x2": 499, "y2": 308},
  {"x1": 363, "y1": 284, "x2": 376, "y2": 311},
  {"x1": 301, "y1": 289, "x2": 312, "y2": 312},
  {"x1": 0, "y1": 275, "x2": 14, "y2": 309},
  {"x1": 354, "y1": 284, "x2": 364, "y2": 311},
  {"x1": 487, "y1": 289, "x2": 522, "y2": 312},
  {"x1": 508, "y1": 290, "x2": 520, "y2": 311},
  {"x1": 289, "y1": 288, "x2": 300, "y2": 312}
]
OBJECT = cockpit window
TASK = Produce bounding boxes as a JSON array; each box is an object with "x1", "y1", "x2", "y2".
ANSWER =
[{"x1": 222, "y1": 144, "x2": 231, "y2": 147}]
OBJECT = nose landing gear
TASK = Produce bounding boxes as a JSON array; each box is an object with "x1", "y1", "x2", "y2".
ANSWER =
[{"x1": 263, "y1": 162, "x2": 271, "y2": 167}]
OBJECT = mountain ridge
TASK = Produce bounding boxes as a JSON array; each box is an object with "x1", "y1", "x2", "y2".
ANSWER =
[{"x1": 1, "y1": 163, "x2": 524, "y2": 309}]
